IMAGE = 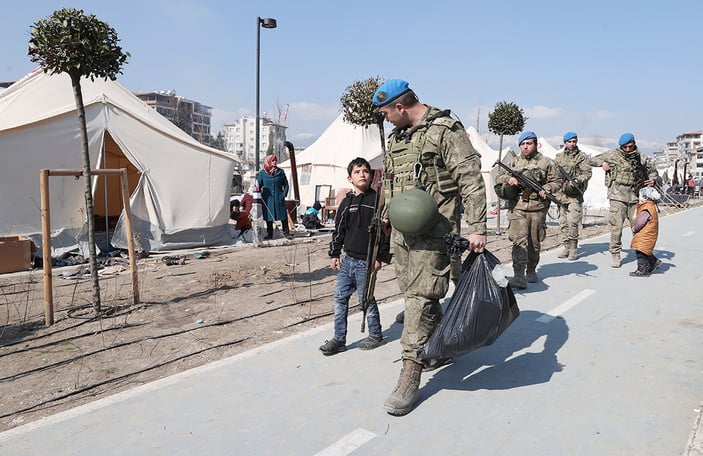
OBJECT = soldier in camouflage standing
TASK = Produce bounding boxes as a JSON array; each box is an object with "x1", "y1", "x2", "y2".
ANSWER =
[
  {"x1": 495, "y1": 131, "x2": 560, "y2": 289},
  {"x1": 372, "y1": 79, "x2": 487, "y2": 416},
  {"x1": 555, "y1": 132, "x2": 592, "y2": 260},
  {"x1": 588, "y1": 133, "x2": 658, "y2": 268}
]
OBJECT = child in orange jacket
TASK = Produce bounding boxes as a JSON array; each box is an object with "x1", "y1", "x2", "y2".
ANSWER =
[{"x1": 629, "y1": 187, "x2": 662, "y2": 277}]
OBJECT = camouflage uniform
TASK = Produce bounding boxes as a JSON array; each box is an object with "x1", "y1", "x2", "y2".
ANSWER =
[
  {"x1": 495, "y1": 151, "x2": 560, "y2": 274},
  {"x1": 382, "y1": 106, "x2": 486, "y2": 363},
  {"x1": 555, "y1": 147, "x2": 592, "y2": 243},
  {"x1": 588, "y1": 148, "x2": 658, "y2": 256}
]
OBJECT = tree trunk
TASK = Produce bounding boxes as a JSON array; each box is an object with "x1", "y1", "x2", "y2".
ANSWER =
[
  {"x1": 496, "y1": 134, "x2": 504, "y2": 234},
  {"x1": 70, "y1": 74, "x2": 102, "y2": 312}
]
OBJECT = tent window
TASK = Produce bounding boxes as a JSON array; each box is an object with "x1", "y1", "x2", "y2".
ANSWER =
[{"x1": 300, "y1": 164, "x2": 312, "y2": 185}]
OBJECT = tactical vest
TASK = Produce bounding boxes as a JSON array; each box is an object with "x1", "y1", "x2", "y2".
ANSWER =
[
  {"x1": 384, "y1": 109, "x2": 460, "y2": 196},
  {"x1": 609, "y1": 151, "x2": 638, "y2": 187}
]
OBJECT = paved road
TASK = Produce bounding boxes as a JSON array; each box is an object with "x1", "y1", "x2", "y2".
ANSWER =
[{"x1": 2, "y1": 206, "x2": 702, "y2": 455}]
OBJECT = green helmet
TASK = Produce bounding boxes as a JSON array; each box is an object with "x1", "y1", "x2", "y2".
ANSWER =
[
  {"x1": 388, "y1": 189, "x2": 439, "y2": 235},
  {"x1": 494, "y1": 183, "x2": 519, "y2": 200}
]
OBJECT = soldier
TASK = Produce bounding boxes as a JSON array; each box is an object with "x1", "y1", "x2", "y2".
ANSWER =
[
  {"x1": 372, "y1": 79, "x2": 487, "y2": 416},
  {"x1": 495, "y1": 131, "x2": 560, "y2": 289},
  {"x1": 555, "y1": 132, "x2": 592, "y2": 260},
  {"x1": 588, "y1": 133, "x2": 659, "y2": 268}
]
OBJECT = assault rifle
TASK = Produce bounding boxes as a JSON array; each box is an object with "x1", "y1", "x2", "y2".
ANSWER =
[
  {"x1": 493, "y1": 160, "x2": 564, "y2": 209},
  {"x1": 554, "y1": 161, "x2": 584, "y2": 196},
  {"x1": 360, "y1": 169, "x2": 393, "y2": 332}
]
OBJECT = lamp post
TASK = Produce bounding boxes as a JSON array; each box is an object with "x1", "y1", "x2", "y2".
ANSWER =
[{"x1": 255, "y1": 16, "x2": 277, "y2": 174}]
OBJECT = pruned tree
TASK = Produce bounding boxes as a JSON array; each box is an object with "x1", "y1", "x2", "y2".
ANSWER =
[
  {"x1": 488, "y1": 101, "x2": 527, "y2": 234},
  {"x1": 340, "y1": 76, "x2": 386, "y2": 152},
  {"x1": 28, "y1": 8, "x2": 130, "y2": 313}
]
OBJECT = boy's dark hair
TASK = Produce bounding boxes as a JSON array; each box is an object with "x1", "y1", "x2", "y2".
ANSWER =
[
  {"x1": 230, "y1": 199, "x2": 241, "y2": 210},
  {"x1": 347, "y1": 157, "x2": 372, "y2": 176}
]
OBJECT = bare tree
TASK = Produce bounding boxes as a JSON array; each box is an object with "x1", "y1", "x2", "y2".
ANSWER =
[{"x1": 28, "y1": 8, "x2": 130, "y2": 312}]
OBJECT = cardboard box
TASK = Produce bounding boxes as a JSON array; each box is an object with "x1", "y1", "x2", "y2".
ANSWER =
[{"x1": 0, "y1": 236, "x2": 34, "y2": 274}]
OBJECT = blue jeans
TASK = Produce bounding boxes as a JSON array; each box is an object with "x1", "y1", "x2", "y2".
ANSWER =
[{"x1": 333, "y1": 256, "x2": 382, "y2": 342}]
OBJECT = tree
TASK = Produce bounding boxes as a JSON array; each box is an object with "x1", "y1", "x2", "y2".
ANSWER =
[
  {"x1": 340, "y1": 76, "x2": 386, "y2": 152},
  {"x1": 29, "y1": 8, "x2": 130, "y2": 313},
  {"x1": 488, "y1": 101, "x2": 527, "y2": 234},
  {"x1": 210, "y1": 131, "x2": 227, "y2": 151}
]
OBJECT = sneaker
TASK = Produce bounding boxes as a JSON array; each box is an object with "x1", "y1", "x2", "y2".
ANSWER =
[
  {"x1": 319, "y1": 339, "x2": 346, "y2": 356},
  {"x1": 358, "y1": 335, "x2": 384, "y2": 350}
]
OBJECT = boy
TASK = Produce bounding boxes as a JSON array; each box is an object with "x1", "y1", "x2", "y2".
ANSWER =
[
  {"x1": 301, "y1": 201, "x2": 325, "y2": 229},
  {"x1": 319, "y1": 157, "x2": 388, "y2": 355},
  {"x1": 629, "y1": 187, "x2": 662, "y2": 277}
]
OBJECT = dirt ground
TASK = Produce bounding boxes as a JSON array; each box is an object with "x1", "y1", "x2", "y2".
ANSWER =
[{"x1": 0, "y1": 201, "x2": 693, "y2": 432}]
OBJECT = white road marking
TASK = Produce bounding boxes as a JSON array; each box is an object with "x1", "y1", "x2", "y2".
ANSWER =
[
  {"x1": 683, "y1": 231, "x2": 695, "y2": 237},
  {"x1": 313, "y1": 428, "x2": 376, "y2": 456},
  {"x1": 536, "y1": 289, "x2": 596, "y2": 323}
]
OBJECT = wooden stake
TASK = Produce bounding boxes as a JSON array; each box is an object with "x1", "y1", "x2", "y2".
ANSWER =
[
  {"x1": 40, "y1": 169, "x2": 54, "y2": 326},
  {"x1": 119, "y1": 169, "x2": 139, "y2": 304}
]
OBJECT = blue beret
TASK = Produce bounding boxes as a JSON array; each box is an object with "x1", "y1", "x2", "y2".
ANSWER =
[
  {"x1": 518, "y1": 131, "x2": 537, "y2": 145},
  {"x1": 373, "y1": 79, "x2": 411, "y2": 107},
  {"x1": 618, "y1": 133, "x2": 635, "y2": 147},
  {"x1": 563, "y1": 131, "x2": 577, "y2": 142}
]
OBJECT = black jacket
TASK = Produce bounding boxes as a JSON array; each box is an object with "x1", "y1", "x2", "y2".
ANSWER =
[{"x1": 328, "y1": 188, "x2": 380, "y2": 260}]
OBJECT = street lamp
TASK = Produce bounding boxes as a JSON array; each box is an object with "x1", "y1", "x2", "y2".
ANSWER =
[{"x1": 255, "y1": 16, "x2": 277, "y2": 173}]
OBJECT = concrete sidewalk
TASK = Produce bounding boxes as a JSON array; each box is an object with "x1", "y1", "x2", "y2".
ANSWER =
[{"x1": 1, "y1": 207, "x2": 702, "y2": 455}]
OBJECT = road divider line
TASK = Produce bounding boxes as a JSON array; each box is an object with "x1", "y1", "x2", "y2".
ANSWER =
[
  {"x1": 314, "y1": 428, "x2": 376, "y2": 456},
  {"x1": 536, "y1": 289, "x2": 596, "y2": 323}
]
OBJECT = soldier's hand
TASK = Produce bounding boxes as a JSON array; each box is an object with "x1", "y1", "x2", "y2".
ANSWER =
[
  {"x1": 508, "y1": 177, "x2": 519, "y2": 186},
  {"x1": 467, "y1": 234, "x2": 486, "y2": 253},
  {"x1": 374, "y1": 260, "x2": 382, "y2": 272},
  {"x1": 602, "y1": 162, "x2": 611, "y2": 172},
  {"x1": 644, "y1": 179, "x2": 655, "y2": 187},
  {"x1": 538, "y1": 190, "x2": 547, "y2": 199}
]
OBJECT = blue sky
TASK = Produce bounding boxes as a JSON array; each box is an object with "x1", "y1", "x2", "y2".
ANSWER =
[{"x1": 2, "y1": 0, "x2": 701, "y2": 153}]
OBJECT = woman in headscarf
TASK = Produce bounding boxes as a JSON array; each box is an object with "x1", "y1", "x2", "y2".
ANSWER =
[{"x1": 257, "y1": 154, "x2": 291, "y2": 239}]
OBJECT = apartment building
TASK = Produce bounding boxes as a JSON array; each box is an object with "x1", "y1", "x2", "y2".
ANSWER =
[
  {"x1": 222, "y1": 115, "x2": 287, "y2": 171},
  {"x1": 135, "y1": 90, "x2": 213, "y2": 145}
]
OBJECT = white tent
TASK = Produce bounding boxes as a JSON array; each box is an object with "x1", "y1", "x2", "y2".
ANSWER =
[
  {"x1": 0, "y1": 69, "x2": 238, "y2": 256},
  {"x1": 278, "y1": 114, "x2": 383, "y2": 208},
  {"x1": 545, "y1": 138, "x2": 611, "y2": 218},
  {"x1": 537, "y1": 136, "x2": 559, "y2": 159},
  {"x1": 466, "y1": 126, "x2": 513, "y2": 207}
]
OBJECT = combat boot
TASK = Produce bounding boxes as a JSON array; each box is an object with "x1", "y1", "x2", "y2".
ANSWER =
[
  {"x1": 383, "y1": 359, "x2": 423, "y2": 416},
  {"x1": 568, "y1": 240, "x2": 578, "y2": 261},
  {"x1": 526, "y1": 268, "x2": 539, "y2": 283},
  {"x1": 557, "y1": 242, "x2": 569, "y2": 259},
  {"x1": 629, "y1": 263, "x2": 651, "y2": 277},
  {"x1": 509, "y1": 267, "x2": 527, "y2": 289},
  {"x1": 611, "y1": 253, "x2": 621, "y2": 268}
]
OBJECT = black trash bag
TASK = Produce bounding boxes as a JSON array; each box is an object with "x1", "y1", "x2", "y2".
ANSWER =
[{"x1": 420, "y1": 249, "x2": 519, "y2": 360}]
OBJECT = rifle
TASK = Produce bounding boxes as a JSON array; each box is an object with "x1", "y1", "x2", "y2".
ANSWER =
[
  {"x1": 554, "y1": 161, "x2": 584, "y2": 197},
  {"x1": 493, "y1": 160, "x2": 564, "y2": 209},
  {"x1": 360, "y1": 169, "x2": 392, "y2": 332}
]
